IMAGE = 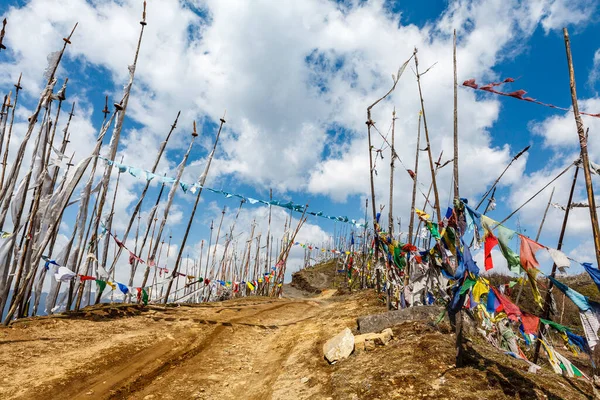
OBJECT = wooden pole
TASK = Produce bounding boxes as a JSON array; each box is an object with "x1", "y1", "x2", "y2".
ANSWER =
[
  {"x1": 112, "y1": 111, "x2": 180, "y2": 282},
  {"x1": 451, "y1": 29, "x2": 465, "y2": 368},
  {"x1": 453, "y1": 29, "x2": 459, "y2": 200},
  {"x1": 0, "y1": 73, "x2": 22, "y2": 190},
  {"x1": 408, "y1": 112, "x2": 422, "y2": 245},
  {"x1": 476, "y1": 145, "x2": 530, "y2": 210},
  {"x1": 541, "y1": 28, "x2": 600, "y2": 374},
  {"x1": 414, "y1": 48, "x2": 442, "y2": 222},
  {"x1": 389, "y1": 108, "x2": 396, "y2": 235},
  {"x1": 163, "y1": 115, "x2": 225, "y2": 303}
]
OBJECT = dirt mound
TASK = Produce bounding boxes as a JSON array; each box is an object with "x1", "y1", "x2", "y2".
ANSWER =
[{"x1": 291, "y1": 259, "x2": 338, "y2": 293}]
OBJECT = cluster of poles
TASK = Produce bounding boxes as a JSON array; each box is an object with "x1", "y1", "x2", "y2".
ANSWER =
[
  {"x1": 0, "y1": 3, "x2": 363, "y2": 325},
  {"x1": 357, "y1": 26, "x2": 600, "y2": 374}
]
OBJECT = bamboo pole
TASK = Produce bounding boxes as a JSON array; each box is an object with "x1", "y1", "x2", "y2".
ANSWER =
[{"x1": 163, "y1": 115, "x2": 225, "y2": 303}]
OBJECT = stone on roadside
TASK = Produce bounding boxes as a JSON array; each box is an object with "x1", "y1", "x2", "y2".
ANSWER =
[
  {"x1": 375, "y1": 328, "x2": 393, "y2": 346},
  {"x1": 354, "y1": 328, "x2": 394, "y2": 351},
  {"x1": 323, "y1": 327, "x2": 354, "y2": 364}
]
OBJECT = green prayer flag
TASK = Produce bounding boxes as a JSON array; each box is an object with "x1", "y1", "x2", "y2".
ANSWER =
[
  {"x1": 540, "y1": 318, "x2": 569, "y2": 333},
  {"x1": 459, "y1": 276, "x2": 477, "y2": 295},
  {"x1": 95, "y1": 279, "x2": 107, "y2": 292},
  {"x1": 142, "y1": 288, "x2": 149, "y2": 305},
  {"x1": 426, "y1": 221, "x2": 441, "y2": 240},
  {"x1": 496, "y1": 225, "x2": 521, "y2": 274}
]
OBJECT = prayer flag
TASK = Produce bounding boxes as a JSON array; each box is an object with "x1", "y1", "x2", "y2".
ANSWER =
[
  {"x1": 117, "y1": 283, "x2": 129, "y2": 295},
  {"x1": 496, "y1": 225, "x2": 521, "y2": 274},
  {"x1": 582, "y1": 262, "x2": 600, "y2": 292}
]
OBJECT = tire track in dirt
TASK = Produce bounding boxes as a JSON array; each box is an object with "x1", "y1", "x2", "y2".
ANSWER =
[{"x1": 105, "y1": 301, "x2": 318, "y2": 399}]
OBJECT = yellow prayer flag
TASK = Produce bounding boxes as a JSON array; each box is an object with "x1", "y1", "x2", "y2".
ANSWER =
[
  {"x1": 415, "y1": 209, "x2": 430, "y2": 221},
  {"x1": 247, "y1": 281, "x2": 256, "y2": 291},
  {"x1": 106, "y1": 281, "x2": 116, "y2": 290}
]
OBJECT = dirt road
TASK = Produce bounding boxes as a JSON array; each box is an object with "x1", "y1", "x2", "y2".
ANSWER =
[
  {"x1": 0, "y1": 290, "x2": 378, "y2": 400},
  {"x1": 0, "y1": 289, "x2": 594, "y2": 399}
]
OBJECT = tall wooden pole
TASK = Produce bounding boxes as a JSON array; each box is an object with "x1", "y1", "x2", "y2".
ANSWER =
[
  {"x1": 408, "y1": 112, "x2": 422, "y2": 245},
  {"x1": 163, "y1": 115, "x2": 225, "y2": 303},
  {"x1": 563, "y1": 28, "x2": 600, "y2": 265},
  {"x1": 389, "y1": 108, "x2": 396, "y2": 235},
  {"x1": 414, "y1": 48, "x2": 442, "y2": 222},
  {"x1": 552, "y1": 28, "x2": 600, "y2": 373},
  {"x1": 453, "y1": 30, "x2": 459, "y2": 200},
  {"x1": 0, "y1": 73, "x2": 22, "y2": 190}
]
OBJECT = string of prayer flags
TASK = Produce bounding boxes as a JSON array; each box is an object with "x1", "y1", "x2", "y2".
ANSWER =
[
  {"x1": 98, "y1": 156, "x2": 366, "y2": 228},
  {"x1": 548, "y1": 276, "x2": 600, "y2": 349},
  {"x1": 463, "y1": 77, "x2": 600, "y2": 118}
]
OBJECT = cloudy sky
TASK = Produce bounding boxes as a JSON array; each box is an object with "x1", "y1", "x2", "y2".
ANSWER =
[{"x1": 1, "y1": 0, "x2": 600, "y2": 291}]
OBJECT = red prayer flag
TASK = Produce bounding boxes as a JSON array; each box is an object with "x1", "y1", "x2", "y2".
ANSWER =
[
  {"x1": 462, "y1": 79, "x2": 478, "y2": 89},
  {"x1": 519, "y1": 235, "x2": 544, "y2": 270},
  {"x1": 521, "y1": 312, "x2": 540, "y2": 335},
  {"x1": 113, "y1": 236, "x2": 125, "y2": 248},
  {"x1": 484, "y1": 232, "x2": 499, "y2": 271},
  {"x1": 402, "y1": 243, "x2": 418, "y2": 252},
  {"x1": 79, "y1": 275, "x2": 96, "y2": 281},
  {"x1": 492, "y1": 287, "x2": 521, "y2": 321}
]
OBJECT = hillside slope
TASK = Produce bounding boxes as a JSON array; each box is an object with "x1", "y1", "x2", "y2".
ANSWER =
[{"x1": 0, "y1": 290, "x2": 594, "y2": 398}]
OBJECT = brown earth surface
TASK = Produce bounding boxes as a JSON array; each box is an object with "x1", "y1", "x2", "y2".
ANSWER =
[{"x1": 0, "y1": 282, "x2": 595, "y2": 399}]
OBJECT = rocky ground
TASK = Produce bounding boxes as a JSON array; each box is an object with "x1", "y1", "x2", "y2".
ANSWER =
[{"x1": 0, "y1": 265, "x2": 595, "y2": 399}]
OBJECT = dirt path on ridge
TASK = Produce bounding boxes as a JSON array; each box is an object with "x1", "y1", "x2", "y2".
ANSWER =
[
  {"x1": 0, "y1": 289, "x2": 371, "y2": 400},
  {"x1": 0, "y1": 288, "x2": 595, "y2": 399}
]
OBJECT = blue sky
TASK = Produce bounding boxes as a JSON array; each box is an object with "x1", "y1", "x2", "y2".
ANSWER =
[{"x1": 1, "y1": 0, "x2": 600, "y2": 287}]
